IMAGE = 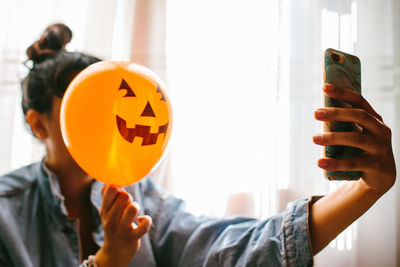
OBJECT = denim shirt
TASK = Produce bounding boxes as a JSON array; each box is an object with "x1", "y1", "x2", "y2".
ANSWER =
[{"x1": 0, "y1": 161, "x2": 314, "y2": 267}]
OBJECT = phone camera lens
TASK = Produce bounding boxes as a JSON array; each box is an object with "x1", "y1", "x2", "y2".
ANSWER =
[{"x1": 331, "y1": 54, "x2": 340, "y2": 62}]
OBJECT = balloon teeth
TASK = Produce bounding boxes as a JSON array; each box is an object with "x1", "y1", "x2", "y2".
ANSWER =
[{"x1": 116, "y1": 115, "x2": 168, "y2": 145}]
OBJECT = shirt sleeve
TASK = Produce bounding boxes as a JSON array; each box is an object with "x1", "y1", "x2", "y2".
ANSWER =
[{"x1": 141, "y1": 179, "x2": 314, "y2": 267}]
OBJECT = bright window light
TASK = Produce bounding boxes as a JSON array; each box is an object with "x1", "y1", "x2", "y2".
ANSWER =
[
  {"x1": 166, "y1": 0, "x2": 281, "y2": 217},
  {"x1": 321, "y1": 9, "x2": 339, "y2": 51}
]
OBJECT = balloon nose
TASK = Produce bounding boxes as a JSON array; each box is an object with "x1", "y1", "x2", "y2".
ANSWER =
[{"x1": 141, "y1": 101, "x2": 156, "y2": 117}]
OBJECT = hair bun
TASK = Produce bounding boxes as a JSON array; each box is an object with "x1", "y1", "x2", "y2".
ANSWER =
[{"x1": 26, "y1": 23, "x2": 73, "y2": 63}]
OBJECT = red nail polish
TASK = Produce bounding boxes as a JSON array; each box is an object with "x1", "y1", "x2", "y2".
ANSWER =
[
  {"x1": 324, "y1": 84, "x2": 335, "y2": 91},
  {"x1": 313, "y1": 134, "x2": 322, "y2": 142},
  {"x1": 315, "y1": 109, "x2": 326, "y2": 119},
  {"x1": 318, "y1": 160, "x2": 328, "y2": 167}
]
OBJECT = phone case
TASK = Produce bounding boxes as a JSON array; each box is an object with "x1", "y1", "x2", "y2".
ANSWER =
[{"x1": 323, "y1": 48, "x2": 362, "y2": 180}]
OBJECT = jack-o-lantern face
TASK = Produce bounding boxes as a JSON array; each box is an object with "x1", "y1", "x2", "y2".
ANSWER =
[
  {"x1": 60, "y1": 61, "x2": 173, "y2": 186},
  {"x1": 116, "y1": 79, "x2": 169, "y2": 146}
]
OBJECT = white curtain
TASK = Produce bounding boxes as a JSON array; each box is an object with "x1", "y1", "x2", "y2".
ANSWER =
[{"x1": 1, "y1": 0, "x2": 399, "y2": 266}]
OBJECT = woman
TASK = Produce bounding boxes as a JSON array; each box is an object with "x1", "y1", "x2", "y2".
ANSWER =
[{"x1": 0, "y1": 23, "x2": 395, "y2": 267}]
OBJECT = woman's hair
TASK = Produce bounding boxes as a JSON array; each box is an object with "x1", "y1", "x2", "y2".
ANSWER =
[{"x1": 22, "y1": 23, "x2": 101, "y2": 116}]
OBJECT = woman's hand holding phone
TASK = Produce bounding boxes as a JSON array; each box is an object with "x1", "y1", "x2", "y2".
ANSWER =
[
  {"x1": 314, "y1": 83, "x2": 396, "y2": 195},
  {"x1": 309, "y1": 83, "x2": 396, "y2": 254}
]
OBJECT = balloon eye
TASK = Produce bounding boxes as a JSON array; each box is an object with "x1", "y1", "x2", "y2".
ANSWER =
[
  {"x1": 157, "y1": 85, "x2": 166, "y2": 101},
  {"x1": 119, "y1": 78, "x2": 136, "y2": 97}
]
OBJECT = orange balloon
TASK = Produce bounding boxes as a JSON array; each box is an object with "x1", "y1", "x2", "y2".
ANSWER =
[{"x1": 60, "y1": 61, "x2": 173, "y2": 186}]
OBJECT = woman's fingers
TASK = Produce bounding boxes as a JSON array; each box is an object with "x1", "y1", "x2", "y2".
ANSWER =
[
  {"x1": 100, "y1": 186, "x2": 146, "y2": 234},
  {"x1": 314, "y1": 84, "x2": 396, "y2": 194},
  {"x1": 120, "y1": 202, "x2": 140, "y2": 229},
  {"x1": 314, "y1": 107, "x2": 386, "y2": 137},
  {"x1": 98, "y1": 186, "x2": 151, "y2": 265},
  {"x1": 317, "y1": 156, "x2": 387, "y2": 176},
  {"x1": 133, "y1": 216, "x2": 152, "y2": 239},
  {"x1": 313, "y1": 132, "x2": 378, "y2": 153},
  {"x1": 106, "y1": 191, "x2": 131, "y2": 229},
  {"x1": 323, "y1": 84, "x2": 383, "y2": 122},
  {"x1": 100, "y1": 185, "x2": 120, "y2": 213}
]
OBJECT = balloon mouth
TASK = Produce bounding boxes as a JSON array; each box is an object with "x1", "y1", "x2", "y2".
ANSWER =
[{"x1": 116, "y1": 115, "x2": 169, "y2": 146}]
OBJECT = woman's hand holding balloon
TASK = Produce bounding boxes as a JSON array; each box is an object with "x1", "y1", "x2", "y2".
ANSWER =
[{"x1": 95, "y1": 185, "x2": 152, "y2": 267}]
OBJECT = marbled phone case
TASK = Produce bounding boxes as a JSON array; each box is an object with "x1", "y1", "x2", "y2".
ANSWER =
[{"x1": 323, "y1": 48, "x2": 362, "y2": 180}]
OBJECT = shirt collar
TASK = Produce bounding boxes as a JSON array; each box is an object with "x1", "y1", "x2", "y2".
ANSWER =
[
  {"x1": 44, "y1": 164, "x2": 63, "y2": 199},
  {"x1": 38, "y1": 159, "x2": 104, "y2": 217}
]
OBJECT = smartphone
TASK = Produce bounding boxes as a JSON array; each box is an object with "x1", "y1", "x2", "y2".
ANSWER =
[{"x1": 323, "y1": 48, "x2": 362, "y2": 180}]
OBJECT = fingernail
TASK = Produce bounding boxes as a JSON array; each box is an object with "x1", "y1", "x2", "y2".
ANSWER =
[
  {"x1": 315, "y1": 109, "x2": 326, "y2": 119},
  {"x1": 116, "y1": 186, "x2": 124, "y2": 192},
  {"x1": 318, "y1": 160, "x2": 328, "y2": 167},
  {"x1": 313, "y1": 134, "x2": 322, "y2": 142},
  {"x1": 324, "y1": 84, "x2": 335, "y2": 91},
  {"x1": 138, "y1": 215, "x2": 152, "y2": 223}
]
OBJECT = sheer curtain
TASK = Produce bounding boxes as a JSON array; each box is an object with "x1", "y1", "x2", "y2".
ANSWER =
[{"x1": 1, "y1": 0, "x2": 399, "y2": 266}]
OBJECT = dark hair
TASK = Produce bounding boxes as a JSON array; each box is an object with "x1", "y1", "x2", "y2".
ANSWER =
[
  {"x1": 22, "y1": 23, "x2": 101, "y2": 116},
  {"x1": 26, "y1": 23, "x2": 73, "y2": 64}
]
